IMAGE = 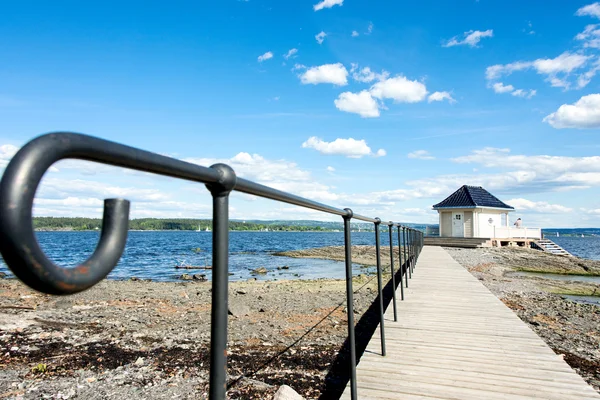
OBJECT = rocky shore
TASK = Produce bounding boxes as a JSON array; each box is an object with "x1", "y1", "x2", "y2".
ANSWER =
[
  {"x1": 0, "y1": 265, "x2": 387, "y2": 400},
  {"x1": 0, "y1": 244, "x2": 598, "y2": 398}
]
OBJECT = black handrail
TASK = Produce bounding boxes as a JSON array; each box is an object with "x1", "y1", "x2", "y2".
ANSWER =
[{"x1": 0, "y1": 132, "x2": 424, "y2": 400}]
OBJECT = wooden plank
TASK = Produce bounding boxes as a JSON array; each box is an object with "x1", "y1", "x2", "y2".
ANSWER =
[{"x1": 340, "y1": 246, "x2": 600, "y2": 399}]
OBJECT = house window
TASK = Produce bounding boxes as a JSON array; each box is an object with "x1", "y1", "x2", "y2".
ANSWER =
[{"x1": 455, "y1": 215, "x2": 461, "y2": 220}]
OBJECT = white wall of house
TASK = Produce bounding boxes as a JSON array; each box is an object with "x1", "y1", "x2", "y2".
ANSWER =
[
  {"x1": 476, "y1": 210, "x2": 505, "y2": 238},
  {"x1": 436, "y1": 208, "x2": 513, "y2": 238}
]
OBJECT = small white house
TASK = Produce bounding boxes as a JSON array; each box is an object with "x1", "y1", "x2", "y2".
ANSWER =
[{"x1": 432, "y1": 185, "x2": 515, "y2": 238}]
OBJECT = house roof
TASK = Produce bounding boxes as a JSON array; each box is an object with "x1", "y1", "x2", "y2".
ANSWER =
[{"x1": 432, "y1": 185, "x2": 514, "y2": 210}]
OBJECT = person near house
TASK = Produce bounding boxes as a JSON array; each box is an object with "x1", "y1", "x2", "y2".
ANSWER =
[{"x1": 514, "y1": 218, "x2": 522, "y2": 228}]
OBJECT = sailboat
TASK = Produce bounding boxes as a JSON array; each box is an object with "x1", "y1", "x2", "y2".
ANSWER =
[
  {"x1": 581, "y1": 234, "x2": 584, "y2": 238},
  {"x1": 205, "y1": 227, "x2": 211, "y2": 232},
  {"x1": 557, "y1": 232, "x2": 559, "y2": 237},
  {"x1": 196, "y1": 225, "x2": 202, "y2": 232}
]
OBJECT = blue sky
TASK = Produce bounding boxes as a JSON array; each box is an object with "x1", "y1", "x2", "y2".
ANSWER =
[{"x1": 2, "y1": 0, "x2": 600, "y2": 227}]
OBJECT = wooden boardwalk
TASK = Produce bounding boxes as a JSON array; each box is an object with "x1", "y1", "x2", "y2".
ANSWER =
[{"x1": 341, "y1": 246, "x2": 600, "y2": 400}]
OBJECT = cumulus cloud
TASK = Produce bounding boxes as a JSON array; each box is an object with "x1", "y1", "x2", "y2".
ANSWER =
[
  {"x1": 428, "y1": 91, "x2": 456, "y2": 103},
  {"x1": 327, "y1": 166, "x2": 335, "y2": 172},
  {"x1": 543, "y1": 93, "x2": 600, "y2": 128},
  {"x1": 284, "y1": 48, "x2": 298, "y2": 60},
  {"x1": 486, "y1": 52, "x2": 591, "y2": 89},
  {"x1": 351, "y1": 30, "x2": 359, "y2": 37},
  {"x1": 491, "y1": 82, "x2": 535, "y2": 98},
  {"x1": 505, "y1": 198, "x2": 573, "y2": 213},
  {"x1": 315, "y1": 31, "x2": 327, "y2": 44},
  {"x1": 443, "y1": 29, "x2": 493, "y2": 48},
  {"x1": 370, "y1": 76, "x2": 428, "y2": 103},
  {"x1": 492, "y1": 82, "x2": 515, "y2": 93},
  {"x1": 313, "y1": 0, "x2": 343, "y2": 11},
  {"x1": 334, "y1": 90, "x2": 380, "y2": 117},
  {"x1": 575, "y1": 24, "x2": 600, "y2": 48},
  {"x1": 300, "y1": 63, "x2": 348, "y2": 86},
  {"x1": 351, "y1": 66, "x2": 389, "y2": 83},
  {"x1": 576, "y1": 2, "x2": 600, "y2": 19},
  {"x1": 302, "y1": 137, "x2": 386, "y2": 158},
  {"x1": 511, "y1": 89, "x2": 537, "y2": 98},
  {"x1": 408, "y1": 150, "x2": 435, "y2": 160},
  {"x1": 186, "y1": 152, "x2": 337, "y2": 202},
  {"x1": 451, "y1": 147, "x2": 600, "y2": 191},
  {"x1": 0, "y1": 144, "x2": 19, "y2": 168},
  {"x1": 257, "y1": 51, "x2": 273, "y2": 62}
]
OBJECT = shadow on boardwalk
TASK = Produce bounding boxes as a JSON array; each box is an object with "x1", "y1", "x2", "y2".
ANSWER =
[{"x1": 319, "y1": 262, "x2": 407, "y2": 399}]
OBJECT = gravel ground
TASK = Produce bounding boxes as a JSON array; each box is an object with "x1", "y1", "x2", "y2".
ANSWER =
[
  {"x1": 445, "y1": 246, "x2": 600, "y2": 392},
  {"x1": 0, "y1": 270, "x2": 383, "y2": 400}
]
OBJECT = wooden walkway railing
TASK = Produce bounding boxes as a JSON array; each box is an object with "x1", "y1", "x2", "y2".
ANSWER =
[{"x1": 341, "y1": 246, "x2": 600, "y2": 400}]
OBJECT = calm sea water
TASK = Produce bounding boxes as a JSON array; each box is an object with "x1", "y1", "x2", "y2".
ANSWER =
[
  {"x1": 549, "y1": 236, "x2": 600, "y2": 261},
  {"x1": 0, "y1": 231, "x2": 401, "y2": 282},
  {"x1": 1, "y1": 232, "x2": 598, "y2": 283}
]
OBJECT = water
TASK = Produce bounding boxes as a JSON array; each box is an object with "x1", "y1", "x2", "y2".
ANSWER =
[
  {"x1": 550, "y1": 236, "x2": 600, "y2": 260},
  {"x1": 508, "y1": 271, "x2": 600, "y2": 284},
  {"x1": 0, "y1": 231, "x2": 401, "y2": 282},
  {"x1": 562, "y1": 295, "x2": 600, "y2": 306}
]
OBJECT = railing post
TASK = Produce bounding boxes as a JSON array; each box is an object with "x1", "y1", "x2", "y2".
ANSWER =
[
  {"x1": 403, "y1": 227, "x2": 408, "y2": 288},
  {"x1": 408, "y1": 229, "x2": 413, "y2": 279},
  {"x1": 388, "y1": 222, "x2": 398, "y2": 322},
  {"x1": 343, "y1": 209, "x2": 358, "y2": 400},
  {"x1": 205, "y1": 164, "x2": 237, "y2": 400},
  {"x1": 411, "y1": 230, "x2": 416, "y2": 273},
  {"x1": 396, "y1": 225, "x2": 404, "y2": 301},
  {"x1": 374, "y1": 218, "x2": 386, "y2": 356}
]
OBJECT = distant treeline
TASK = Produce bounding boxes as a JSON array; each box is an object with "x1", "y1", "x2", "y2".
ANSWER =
[{"x1": 33, "y1": 217, "x2": 330, "y2": 231}]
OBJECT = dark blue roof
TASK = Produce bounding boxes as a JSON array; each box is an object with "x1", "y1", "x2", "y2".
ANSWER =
[{"x1": 432, "y1": 185, "x2": 514, "y2": 210}]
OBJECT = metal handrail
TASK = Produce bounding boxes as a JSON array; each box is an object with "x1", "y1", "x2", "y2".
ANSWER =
[{"x1": 0, "y1": 132, "x2": 424, "y2": 400}]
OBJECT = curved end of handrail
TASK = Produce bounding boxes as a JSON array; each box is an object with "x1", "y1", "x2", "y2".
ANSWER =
[
  {"x1": 0, "y1": 198, "x2": 130, "y2": 295},
  {"x1": 0, "y1": 133, "x2": 131, "y2": 295},
  {"x1": 374, "y1": 217, "x2": 381, "y2": 225}
]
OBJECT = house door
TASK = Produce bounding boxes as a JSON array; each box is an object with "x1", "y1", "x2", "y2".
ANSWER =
[{"x1": 452, "y1": 212, "x2": 464, "y2": 237}]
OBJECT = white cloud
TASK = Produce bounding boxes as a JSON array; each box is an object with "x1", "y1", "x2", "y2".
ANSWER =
[
  {"x1": 443, "y1": 29, "x2": 493, "y2": 48},
  {"x1": 351, "y1": 30, "x2": 359, "y2": 37},
  {"x1": 576, "y1": 2, "x2": 600, "y2": 19},
  {"x1": 492, "y1": 82, "x2": 515, "y2": 93},
  {"x1": 315, "y1": 31, "x2": 327, "y2": 44},
  {"x1": 575, "y1": 24, "x2": 600, "y2": 48},
  {"x1": 313, "y1": 0, "x2": 343, "y2": 11},
  {"x1": 0, "y1": 144, "x2": 19, "y2": 168},
  {"x1": 543, "y1": 93, "x2": 600, "y2": 128},
  {"x1": 408, "y1": 150, "x2": 435, "y2": 160},
  {"x1": 491, "y1": 81, "x2": 536, "y2": 98},
  {"x1": 511, "y1": 89, "x2": 536, "y2": 98},
  {"x1": 486, "y1": 52, "x2": 591, "y2": 89},
  {"x1": 533, "y1": 52, "x2": 590, "y2": 75},
  {"x1": 370, "y1": 76, "x2": 428, "y2": 103},
  {"x1": 302, "y1": 137, "x2": 386, "y2": 158},
  {"x1": 351, "y1": 66, "x2": 389, "y2": 83},
  {"x1": 284, "y1": 48, "x2": 298, "y2": 60},
  {"x1": 186, "y1": 152, "x2": 337, "y2": 202},
  {"x1": 366, "y1": 22, "x2": 374, "y2": 35},
  {"x1": 505, "y1": 198, "x2": 573, "y2": 213},
  {"x1": 451, "y1": 147, "x2": 600, "y2": 191},
  {"x1": 334, "y1": 90, "x2": 380, "y2": 117},
  {"x1": 428, "y1": 91, "x2": 456, "y2": 103},
  {"x1": 257, "y1": 51, "x2": 273, "y2": 62},
  {"x1": 300, "y1": 63, "x2": 348, "y2": 86},
  {"x1": 327, "y1": 166, "x2": 335, "y2": 172}
]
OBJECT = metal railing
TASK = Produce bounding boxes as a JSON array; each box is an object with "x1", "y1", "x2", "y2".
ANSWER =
[{"x1": 0, "y1": 132, "x2": 424, "y2": 400}]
